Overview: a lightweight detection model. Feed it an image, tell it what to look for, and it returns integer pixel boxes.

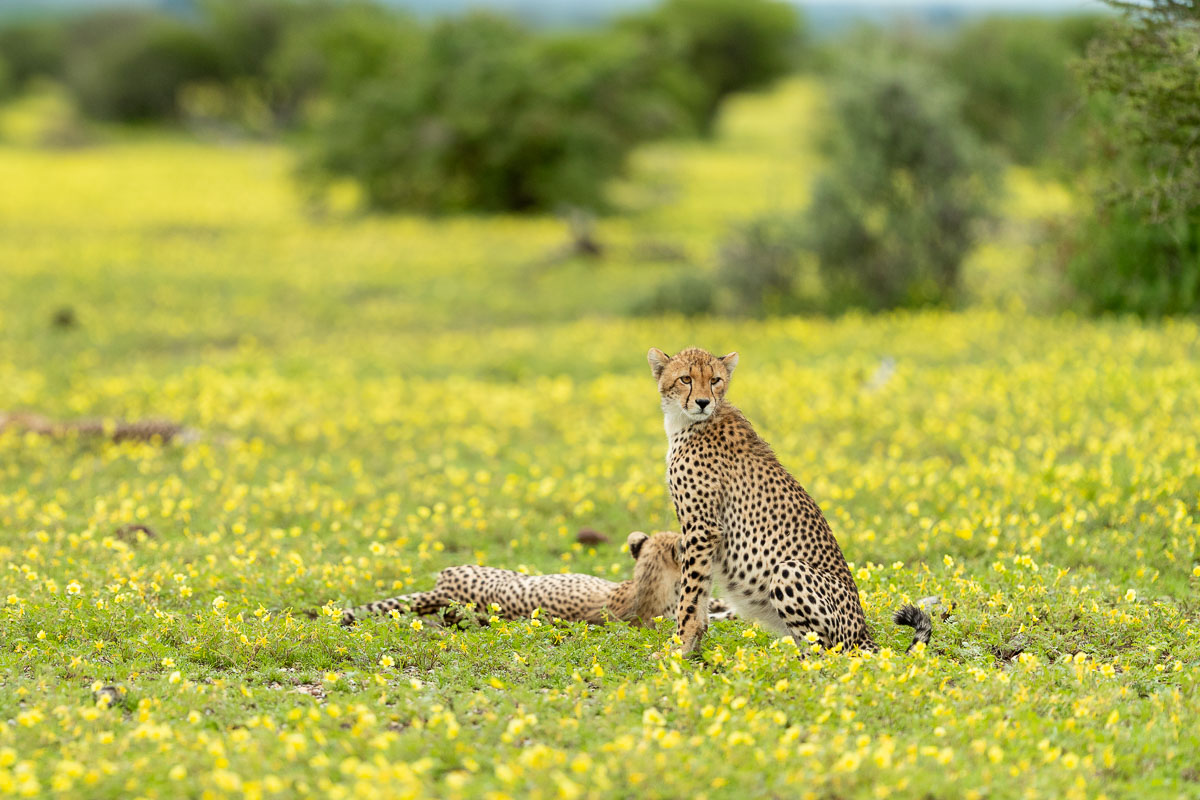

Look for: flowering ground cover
[1,80,1198,799]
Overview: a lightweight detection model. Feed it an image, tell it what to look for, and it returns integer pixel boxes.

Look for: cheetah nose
[696,399,710,410]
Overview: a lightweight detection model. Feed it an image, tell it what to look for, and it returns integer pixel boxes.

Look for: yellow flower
[378,655,395,668]
[410,619,423,631]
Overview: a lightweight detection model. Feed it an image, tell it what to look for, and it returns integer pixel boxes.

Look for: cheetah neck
[662,402,708,461]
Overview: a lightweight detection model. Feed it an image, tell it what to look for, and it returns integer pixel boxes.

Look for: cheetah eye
[711,377,722,386]
[679,376,691,385]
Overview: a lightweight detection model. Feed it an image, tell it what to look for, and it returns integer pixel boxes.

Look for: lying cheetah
[341,530,733,626]
[647,346,932,655]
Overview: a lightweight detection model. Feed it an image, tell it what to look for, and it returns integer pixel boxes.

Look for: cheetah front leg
[767,560,872,650]
[675,517,719,656]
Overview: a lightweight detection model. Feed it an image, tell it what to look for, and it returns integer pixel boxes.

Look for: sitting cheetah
[646,346,932,655]
[340,530,733,626]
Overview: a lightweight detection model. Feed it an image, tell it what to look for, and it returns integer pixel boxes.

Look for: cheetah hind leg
[767,559,871,650]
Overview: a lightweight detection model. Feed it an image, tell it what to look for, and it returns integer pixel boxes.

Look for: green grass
[1,79,1198,799]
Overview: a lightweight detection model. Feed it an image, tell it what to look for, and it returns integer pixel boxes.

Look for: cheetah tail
[892,604,933,653]
[340,590,447,626]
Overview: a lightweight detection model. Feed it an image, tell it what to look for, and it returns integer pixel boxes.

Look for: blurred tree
[65,14,228,122]
[807,52,993,311]
[202,0,298,81]
[940,15,1102,164]
[1065,0,1200,315]
[0,19,66,89]
[622,0,804,133]
[304,13,694,213]
[716,216,804,315]
[265,2,418,125]
[1082,1,1200,224]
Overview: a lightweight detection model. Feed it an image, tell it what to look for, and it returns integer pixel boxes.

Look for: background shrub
[265,3,417,126]
[715,216,804,315]
[632,274,717,317]
[0,19,66,91]
[304,13,694,213]
[63,13,228,122]
[806,51,993,311]
[939,16,1101,165]
[1065,0,1200,317]
[622,0,805,133]
[1067,210,1200,316]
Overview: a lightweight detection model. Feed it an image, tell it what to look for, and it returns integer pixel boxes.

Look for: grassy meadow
[2,79,1199,799]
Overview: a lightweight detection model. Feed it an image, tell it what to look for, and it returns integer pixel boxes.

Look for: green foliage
[305,13,694,213]
[202,0,299,81]
[1081,2,1200,224]
[0,18,66,89]
[715,216,804,315]
[1066,1,1200,317]
[633,274,716,317]
[65,16,229,122]
[264,3,417,125]
[807,52,993,311]
[1067,208,1200,316]
[622,0,804,133]
[940,15,1101,164]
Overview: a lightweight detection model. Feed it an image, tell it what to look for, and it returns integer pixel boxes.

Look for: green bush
[265,3,417,125]
[202,0,298,82]
[0,19,66,89]
[65,18,228,122]
[304,13,694,213]
[632,274,717,317]
[1065,1,1200,317]
[715,216,803,315]
[1067,210,1200,316]
[940,16,1100,165]
[622,0,804,133]
[807,53,993,311]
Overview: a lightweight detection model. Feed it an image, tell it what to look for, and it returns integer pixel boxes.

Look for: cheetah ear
[647,348,670,380]
[719,351,739,377]
[673,537,684,565]
[627,531,649,560]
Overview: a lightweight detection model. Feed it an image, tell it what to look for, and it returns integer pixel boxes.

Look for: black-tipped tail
[893,604,933,653]
[340,590,446,627]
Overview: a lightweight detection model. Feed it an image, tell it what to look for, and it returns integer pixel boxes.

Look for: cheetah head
[646,347,738,428]
[626,530,686,625]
